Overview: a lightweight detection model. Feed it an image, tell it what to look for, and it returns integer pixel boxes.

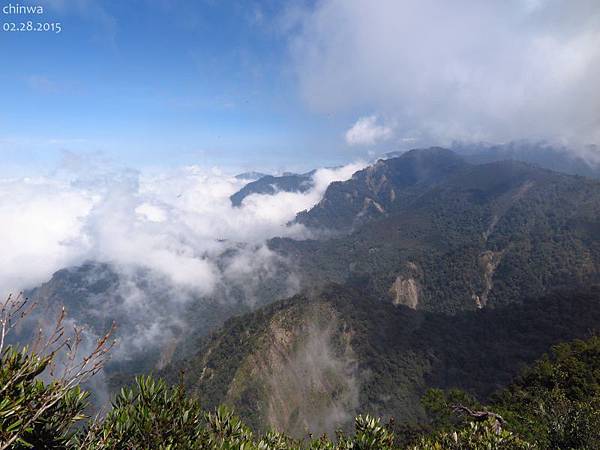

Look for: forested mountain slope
[171,284,600,436]
[23,247,297,393]
[273,155,600,312]
[21,149,600,433]
[295,148,466,231]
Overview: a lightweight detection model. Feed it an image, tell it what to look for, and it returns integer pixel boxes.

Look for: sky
[1,0,340,172]
[1,0,599,172]
[1,0,599,387]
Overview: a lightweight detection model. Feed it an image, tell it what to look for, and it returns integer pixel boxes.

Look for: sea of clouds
[0,155,366,406]
[0,156,365,298]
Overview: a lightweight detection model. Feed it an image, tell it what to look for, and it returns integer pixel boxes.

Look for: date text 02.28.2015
[3,21,62,33]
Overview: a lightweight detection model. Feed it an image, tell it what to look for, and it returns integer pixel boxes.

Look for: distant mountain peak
[230,172,315,207]
[294,148,468,231]
[235,171,269,181]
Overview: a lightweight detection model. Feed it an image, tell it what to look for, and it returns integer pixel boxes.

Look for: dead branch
[451,404,506,434]
[0,294,115,450]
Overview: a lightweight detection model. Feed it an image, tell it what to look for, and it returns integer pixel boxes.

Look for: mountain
[234,171,269,181]
[295,148,466,231]
[230,171,316,207]
[24,262,213,384]
[386,142,600,179]
[24,244,298,393]
[170,283,600,436]
[275,155,600,313]
[454,142,600,179]
[21,147,600,435]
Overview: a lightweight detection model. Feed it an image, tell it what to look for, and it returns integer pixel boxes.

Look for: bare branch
[451,404,506,434]
[0,294,115,450]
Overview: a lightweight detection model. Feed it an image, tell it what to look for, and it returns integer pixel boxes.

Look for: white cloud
[289,0,600,150]
[0,159,366,297]
[0,157,366,375]
[312,163,364,192]
[135,203,167,222]
[345,116,393,146]
[0,177,94,295]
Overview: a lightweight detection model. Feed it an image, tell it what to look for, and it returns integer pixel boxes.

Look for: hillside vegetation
[3,291,600,449]
[8,148,600,447]
[274,151,600,313]
[170,284,600,435]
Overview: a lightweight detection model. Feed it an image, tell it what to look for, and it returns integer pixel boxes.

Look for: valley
[19,147,600,437]
[5,3,600,445]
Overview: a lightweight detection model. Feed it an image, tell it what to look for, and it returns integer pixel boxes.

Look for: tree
[0,294,113,449]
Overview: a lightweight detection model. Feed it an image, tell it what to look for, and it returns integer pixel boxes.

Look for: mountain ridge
[271,155,600,313]
[295,148,467,232]
[230,171,315,207]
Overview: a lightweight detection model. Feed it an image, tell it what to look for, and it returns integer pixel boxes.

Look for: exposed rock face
[357,197,386,219]
[474,250,503,308]
[225,303,359,437]
[389,276,419,309]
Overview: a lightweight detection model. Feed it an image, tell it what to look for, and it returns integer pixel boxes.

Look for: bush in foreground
[3,294,600,449]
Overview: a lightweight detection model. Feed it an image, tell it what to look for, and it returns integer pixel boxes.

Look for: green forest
[3,291,600,449]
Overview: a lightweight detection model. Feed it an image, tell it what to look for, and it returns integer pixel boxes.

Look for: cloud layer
[0,159,365,297]
[345,116,393,146]
[290,0,600,151]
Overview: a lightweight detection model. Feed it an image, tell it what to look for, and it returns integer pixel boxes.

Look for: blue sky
[0,0,353,172]
[2,0,599,172]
